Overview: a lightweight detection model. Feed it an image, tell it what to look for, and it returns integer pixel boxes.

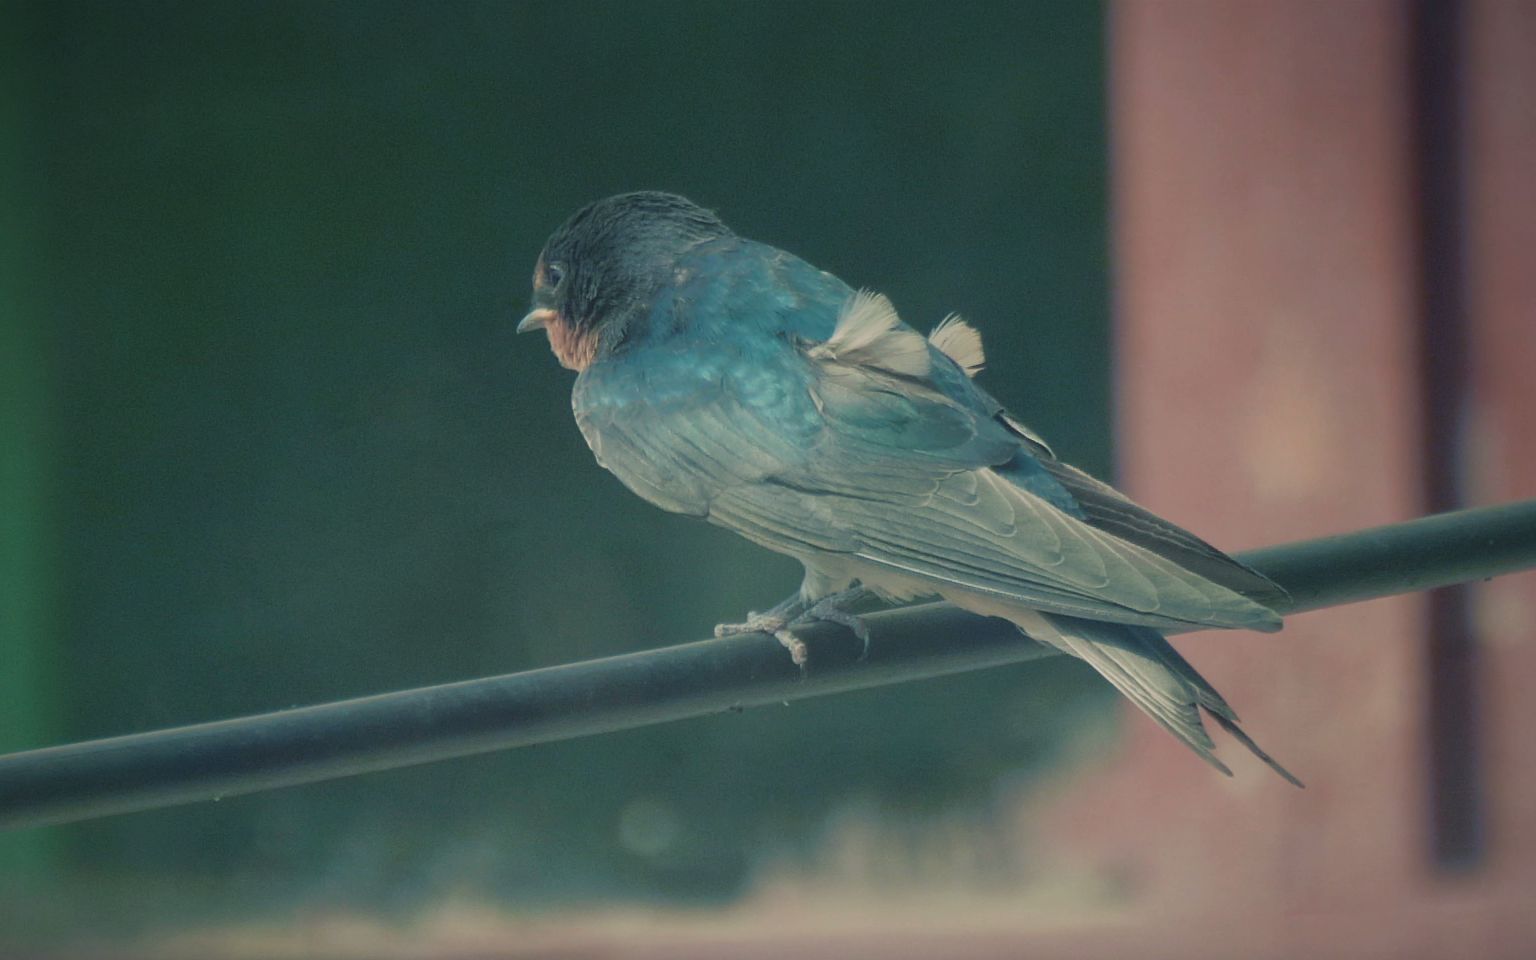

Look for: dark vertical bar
[1410,0,1482,872]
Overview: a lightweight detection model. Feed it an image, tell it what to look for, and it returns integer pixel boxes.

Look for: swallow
[520,191,1300,785]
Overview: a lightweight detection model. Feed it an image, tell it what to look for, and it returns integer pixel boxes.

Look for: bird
[518,191,1301,786]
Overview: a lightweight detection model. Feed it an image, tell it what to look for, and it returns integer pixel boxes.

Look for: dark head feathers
[536,193,732,338]
[544,192,731,260]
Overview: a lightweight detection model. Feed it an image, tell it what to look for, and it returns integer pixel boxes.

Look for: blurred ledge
[1,498,1534,832]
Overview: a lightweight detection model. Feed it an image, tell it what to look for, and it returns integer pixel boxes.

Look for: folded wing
[575,292,1282,634]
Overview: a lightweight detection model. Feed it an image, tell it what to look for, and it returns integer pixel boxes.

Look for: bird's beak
[518,308,557,334]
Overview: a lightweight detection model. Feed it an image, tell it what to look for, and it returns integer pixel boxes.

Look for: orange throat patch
[545,316,600,371]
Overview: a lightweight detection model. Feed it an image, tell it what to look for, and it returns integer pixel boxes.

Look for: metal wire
[2,499,1534,831]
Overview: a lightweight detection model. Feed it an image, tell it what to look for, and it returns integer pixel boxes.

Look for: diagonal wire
[1,499,1534,831]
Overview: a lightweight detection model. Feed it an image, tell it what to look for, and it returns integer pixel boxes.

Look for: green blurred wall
[6,0,1109,937]
[0,0,61,885]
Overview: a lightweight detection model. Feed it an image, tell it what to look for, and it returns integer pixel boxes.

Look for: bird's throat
[545,316,600,371]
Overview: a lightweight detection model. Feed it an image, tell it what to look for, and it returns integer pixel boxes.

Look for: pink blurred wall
[1036,2,1536,957]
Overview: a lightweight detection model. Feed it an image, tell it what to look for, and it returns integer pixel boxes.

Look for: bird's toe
[713,611,790,639]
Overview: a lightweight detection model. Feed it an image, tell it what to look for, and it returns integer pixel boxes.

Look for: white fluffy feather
[809,290,931,377]
[928,314,985,376]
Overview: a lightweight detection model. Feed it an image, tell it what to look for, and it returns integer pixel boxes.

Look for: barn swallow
[520,191,1299,785]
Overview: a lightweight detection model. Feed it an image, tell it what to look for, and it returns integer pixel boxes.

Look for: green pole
[0,0,62,874]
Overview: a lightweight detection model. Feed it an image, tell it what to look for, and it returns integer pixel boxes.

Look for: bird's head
[519,192,732,370]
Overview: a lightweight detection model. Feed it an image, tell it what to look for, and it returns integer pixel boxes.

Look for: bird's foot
[796,591,873,661]
[713,587,873,671]
[713,596,805,640]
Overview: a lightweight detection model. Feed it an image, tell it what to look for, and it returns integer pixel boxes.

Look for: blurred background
[1,0,1532,957]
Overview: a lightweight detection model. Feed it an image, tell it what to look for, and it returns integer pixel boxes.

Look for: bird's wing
[966,376,1286,608]
[575,299,1279,633]
[1028,455,1289,609]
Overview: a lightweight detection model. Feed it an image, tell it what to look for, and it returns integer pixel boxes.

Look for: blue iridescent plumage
[521,192,1299,785]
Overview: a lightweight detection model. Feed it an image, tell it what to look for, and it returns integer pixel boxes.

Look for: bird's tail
[1010,608,1303,787]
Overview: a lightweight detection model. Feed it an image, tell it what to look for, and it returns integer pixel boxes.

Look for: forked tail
[1011,609,1303,787]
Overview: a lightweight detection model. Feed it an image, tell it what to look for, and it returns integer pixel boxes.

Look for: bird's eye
[544,263,566,288]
